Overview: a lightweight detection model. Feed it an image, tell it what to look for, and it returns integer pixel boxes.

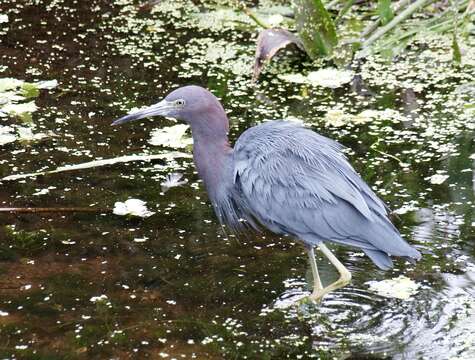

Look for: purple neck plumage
[189,101,232,198]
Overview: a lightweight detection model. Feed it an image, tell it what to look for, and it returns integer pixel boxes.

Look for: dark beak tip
[111,117,128,126]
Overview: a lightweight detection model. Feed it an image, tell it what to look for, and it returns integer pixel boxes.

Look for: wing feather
[233,121,420,266]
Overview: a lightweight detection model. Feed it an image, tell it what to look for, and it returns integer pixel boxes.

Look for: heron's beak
[111,100,176,126]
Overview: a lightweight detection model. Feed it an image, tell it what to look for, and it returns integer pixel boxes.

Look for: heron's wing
[233,121,420,264]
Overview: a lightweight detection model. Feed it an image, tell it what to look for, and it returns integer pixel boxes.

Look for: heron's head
[112,85,228,132]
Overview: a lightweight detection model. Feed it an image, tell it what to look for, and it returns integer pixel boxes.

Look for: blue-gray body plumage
[211,120,420,270]
[112,85,421,277]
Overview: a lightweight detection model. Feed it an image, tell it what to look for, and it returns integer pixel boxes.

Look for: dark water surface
[0,0,474,359]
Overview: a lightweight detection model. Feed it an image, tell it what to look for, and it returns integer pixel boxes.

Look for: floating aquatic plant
[0,76,57,126]
[367,276,420,300]
[278,68,354,88]
[148,124,193,148]
[113,199,155,218]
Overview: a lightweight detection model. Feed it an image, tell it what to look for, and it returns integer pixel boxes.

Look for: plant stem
[361,0,417,40]
[326,0,341,9]
[237,2,270,29]
[371,0,470,51]
[358,0,435,56]
[335,0,355,24]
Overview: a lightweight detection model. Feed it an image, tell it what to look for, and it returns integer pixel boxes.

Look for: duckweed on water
[0,0,474,358]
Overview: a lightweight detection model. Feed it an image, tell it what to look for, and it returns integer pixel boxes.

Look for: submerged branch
[1,152,191,182]
[0,207,108,213]
[370,141,404,165]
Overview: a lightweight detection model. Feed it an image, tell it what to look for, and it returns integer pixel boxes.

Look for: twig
[0,207,108,213]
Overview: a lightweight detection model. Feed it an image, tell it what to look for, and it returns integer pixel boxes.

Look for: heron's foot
[304,270,352,304]
[297,294,322,306]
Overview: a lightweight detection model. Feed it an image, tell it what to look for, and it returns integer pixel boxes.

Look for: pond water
[0,0,474,359]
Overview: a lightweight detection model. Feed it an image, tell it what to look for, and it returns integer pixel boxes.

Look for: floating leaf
[0,91,25,106]
[90,295,108,303]
[148,124,192,148]
[324,109,358,127]
[307,68,354,88]
[428,174,449,185]
[324,108,382,127]
[16,127,52,142]
[36,79,58,89]
[367,276,419,300]
[0,125,16,145]
[253,28,305,81]
[278,73,308,84]
[0,77,57,120]
[0,124,54,146]
[1,101,38,116]
[294,0,338,58]
[279,68,354,88]
[0,77,23,92]
[113,199,155,218]
[21,83,40,98]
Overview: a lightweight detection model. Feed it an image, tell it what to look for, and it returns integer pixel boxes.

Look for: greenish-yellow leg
[307,243,352,302]
[307,247,323,295]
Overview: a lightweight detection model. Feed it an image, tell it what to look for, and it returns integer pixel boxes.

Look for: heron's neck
[190,113,233,197]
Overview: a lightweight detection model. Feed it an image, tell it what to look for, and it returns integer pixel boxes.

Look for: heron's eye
[175,99,186,107]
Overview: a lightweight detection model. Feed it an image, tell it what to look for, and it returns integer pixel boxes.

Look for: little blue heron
[112,85,421,302]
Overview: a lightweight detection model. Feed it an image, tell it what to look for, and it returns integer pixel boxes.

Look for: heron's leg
[309,243,352,302]
[306,246,323,294]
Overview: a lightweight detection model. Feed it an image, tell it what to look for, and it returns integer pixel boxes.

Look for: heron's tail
[363,249,393,270]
